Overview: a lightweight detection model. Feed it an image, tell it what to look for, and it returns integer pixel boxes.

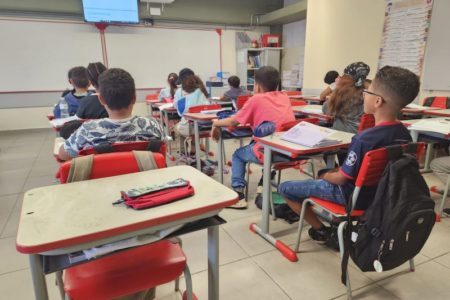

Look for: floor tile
[332,283,400,300]
[22,175,57,192]
[1,195,22,238]
[420,221,450,258]
[378,260,450,299]
[178,227,249,274]
[253,241,373,300]
[0,236,29,275]
[433,252,450,269]
[0,194,18,233]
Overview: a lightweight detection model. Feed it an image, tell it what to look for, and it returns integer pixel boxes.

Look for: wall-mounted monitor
[82,0,139,24]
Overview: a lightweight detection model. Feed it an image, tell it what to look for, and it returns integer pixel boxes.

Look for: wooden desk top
[254,130,354,158]
[183,112,218,121]
[16,166,237,254]
[423,109,450,117]
[145,99,159,104]
[289,95,324,102]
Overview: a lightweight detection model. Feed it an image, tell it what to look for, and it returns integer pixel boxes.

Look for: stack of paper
[49,115,78,127]
[409,119,450,135]
[281,121,341,147]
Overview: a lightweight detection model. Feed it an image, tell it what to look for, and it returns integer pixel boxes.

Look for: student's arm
[322,169,348,186]
[320,87,332,101]
[211,116,239,141]
[58,145,72,161]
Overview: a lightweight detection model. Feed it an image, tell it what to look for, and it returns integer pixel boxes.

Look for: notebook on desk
[281,121,341,147]
[409,118,450,135]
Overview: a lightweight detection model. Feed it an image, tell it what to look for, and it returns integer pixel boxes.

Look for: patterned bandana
[344,62,370,87]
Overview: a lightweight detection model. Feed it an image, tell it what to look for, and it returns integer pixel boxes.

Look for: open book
[281,121,341,147]
[409,118,450,135]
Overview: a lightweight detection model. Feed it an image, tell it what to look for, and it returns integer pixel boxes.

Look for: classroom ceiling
[0,0,288,26]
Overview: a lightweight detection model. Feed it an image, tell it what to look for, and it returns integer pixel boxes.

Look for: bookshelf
[236,47,282,91]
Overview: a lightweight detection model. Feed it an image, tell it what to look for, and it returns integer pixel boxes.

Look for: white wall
[302,0,385,94]
[0,23,268,131]
[282,19,306,87]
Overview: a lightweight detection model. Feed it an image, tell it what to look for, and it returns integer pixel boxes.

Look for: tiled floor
[1,129,450,300]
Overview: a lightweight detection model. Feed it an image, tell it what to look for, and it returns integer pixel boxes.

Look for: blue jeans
[278,179,347,205]
[231,144,260,189]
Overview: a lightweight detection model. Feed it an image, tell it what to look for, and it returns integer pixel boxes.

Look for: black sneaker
[308,226,331,242]
[324,226,340,251]
[443,208,450,215]
[227,187,247,209]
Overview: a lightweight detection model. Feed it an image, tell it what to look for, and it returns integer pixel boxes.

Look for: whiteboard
[0,19,103,91]
[422,0,450,91]
[105,25,221,88]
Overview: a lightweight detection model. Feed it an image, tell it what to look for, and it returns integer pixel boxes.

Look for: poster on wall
[378,0,433,75]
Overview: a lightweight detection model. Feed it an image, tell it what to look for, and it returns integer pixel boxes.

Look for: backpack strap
[67,154,94,183]
[93,142,115,154]
[145,140,163,153]
[132,151,157,171]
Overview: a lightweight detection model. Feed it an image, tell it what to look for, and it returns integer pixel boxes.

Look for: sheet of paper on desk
[281,121,341,147]
[409,119,450,135]
[49,115,78,127]
[159,103,174,110]
[405,103,439,110]
[82,224,183,260]
[301,107,323,114]
[200,108,230,114]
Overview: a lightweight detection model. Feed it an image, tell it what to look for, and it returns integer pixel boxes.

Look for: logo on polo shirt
[346,151,357,166]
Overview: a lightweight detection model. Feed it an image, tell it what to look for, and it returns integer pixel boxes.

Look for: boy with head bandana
[279,66,420,245]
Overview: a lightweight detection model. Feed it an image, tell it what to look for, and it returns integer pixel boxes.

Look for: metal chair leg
[295,199,312,251]
[270,189,277,221]
[409,258,415,272]
[245,163,250,201]
[183,265,194,300]
[55,270,65,300]
[338,221,352,299]
[438,175,450,219]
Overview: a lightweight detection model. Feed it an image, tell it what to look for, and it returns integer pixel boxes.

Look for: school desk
[289,95,325,104]
[251,130,354,262]
[16,165,237,300]
[153,103,179,152]
[183,112,217,170]
[146,98,159,116]
[423,109,450,118]
[209,97,234,109]
[292,104,333,123]
[402,118,450,172]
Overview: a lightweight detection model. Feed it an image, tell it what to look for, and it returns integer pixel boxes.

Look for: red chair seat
[309,197,365,217]
[64,240,186,300]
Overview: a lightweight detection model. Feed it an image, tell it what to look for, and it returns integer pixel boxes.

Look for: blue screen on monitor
[82,0,139,24]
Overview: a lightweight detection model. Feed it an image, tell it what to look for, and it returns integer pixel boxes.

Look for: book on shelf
[247,55,261,69]
[281,121,341,147]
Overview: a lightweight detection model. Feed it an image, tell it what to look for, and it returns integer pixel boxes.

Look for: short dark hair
[228,76,240,88]
[255,66,280,92]
[68,66,89,88]
[373,66,420,108]
[98,68,136,110]
[324,70,339,84]
[87,62,107,88]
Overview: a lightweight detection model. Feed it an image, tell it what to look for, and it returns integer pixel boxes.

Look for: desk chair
[236,95,250,110]
[294,143,424,299]
[283,90,302,96]
[290,99,307,107]
[146,94,160,117]
[422,96,450,109]
[357,114,375,132]
[57,152,196,300]
[78,140,167,157]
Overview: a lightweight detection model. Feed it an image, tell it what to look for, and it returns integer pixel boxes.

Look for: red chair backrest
[290,100,307,106]
[280,118,320,131]
[59,152,166,184]
[283,91,302,96]
[236,95,251,110]
[146,94,158,101]
[422,96,450,109]
[78,141,167,157]
[355,143,424,187]
[358,114,375,133]
[187,104,221,113]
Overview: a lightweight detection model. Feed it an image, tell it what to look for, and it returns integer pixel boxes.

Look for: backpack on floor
[341,144,435,283]
[255,192,299,224]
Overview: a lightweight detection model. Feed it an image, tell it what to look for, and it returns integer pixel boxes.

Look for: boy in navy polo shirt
[278,66,420,243]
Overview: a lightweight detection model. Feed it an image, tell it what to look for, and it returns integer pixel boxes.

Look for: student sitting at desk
[221,75,248,108]
[319,70,339,101]
[53,66,90,118]
[58,68,164,161]
[158,72,178,102]
[174,68,209,137]
[279,66,419,245]
[322,62,370,134]
[76,62,109,119]
[211,66,295,209]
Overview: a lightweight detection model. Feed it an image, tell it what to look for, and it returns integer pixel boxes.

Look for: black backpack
[341,144,435,284]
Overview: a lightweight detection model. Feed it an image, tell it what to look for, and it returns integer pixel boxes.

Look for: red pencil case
[118,183,195,210]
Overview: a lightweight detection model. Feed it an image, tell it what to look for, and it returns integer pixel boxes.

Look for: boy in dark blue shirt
[278,66,420,243]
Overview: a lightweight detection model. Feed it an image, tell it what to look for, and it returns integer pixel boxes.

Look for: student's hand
[211,124,220,142]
